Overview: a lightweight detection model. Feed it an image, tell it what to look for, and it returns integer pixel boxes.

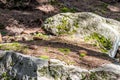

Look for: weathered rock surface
[43,12,120,58]
[0,51,120,80]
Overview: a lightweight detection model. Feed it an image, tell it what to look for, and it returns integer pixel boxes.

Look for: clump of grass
[58,48,70,55]
[0,42,28,53]
[60,7,76,13]
[85,32,112,52]
[79,50,87,58]
[34,33,48,39]
[39,55,50,60]
[79,53,86,58]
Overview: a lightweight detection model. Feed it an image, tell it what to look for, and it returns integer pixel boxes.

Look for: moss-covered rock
[43,12,120,57]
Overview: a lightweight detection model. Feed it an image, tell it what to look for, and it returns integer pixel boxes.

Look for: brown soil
[0,0,119,69]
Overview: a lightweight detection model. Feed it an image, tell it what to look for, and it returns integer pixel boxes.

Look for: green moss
[0,42,29,53]
[60,7,76,13]
[39,55,50,60]
[56,17,77,35]
[79,53,86,58]
[57,17,69,34]
[46,18,53,23]
[2,72,7,78]
[85,33,112,52]
[58,48,70,55]
[34,33,48,39]
[74,21,79,28]
[2,72,11,80]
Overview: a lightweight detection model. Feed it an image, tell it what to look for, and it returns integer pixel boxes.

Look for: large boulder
[0,51,120,80]
[43,12,120,58]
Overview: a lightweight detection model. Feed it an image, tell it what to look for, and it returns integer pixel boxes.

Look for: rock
[0,51,120,80]
[107,5,120,12]
[43,12,120,58]
[33,36,43,40]
[0,51,48,80]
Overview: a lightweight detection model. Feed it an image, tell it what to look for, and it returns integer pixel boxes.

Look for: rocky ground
[0,0,120,69]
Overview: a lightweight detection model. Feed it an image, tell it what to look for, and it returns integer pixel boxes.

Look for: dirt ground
[0,0,120,69]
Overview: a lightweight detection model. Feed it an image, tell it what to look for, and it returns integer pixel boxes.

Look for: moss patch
[60,7,76,13]
[79,53,86,58]
[33,33,48,40]
[56,17,77,35]
[39,55,50,60]
[0,42,29,53]
[58,48,71,55]
[85,33,112,52]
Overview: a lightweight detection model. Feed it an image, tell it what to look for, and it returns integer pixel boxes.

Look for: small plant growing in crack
[78,50,87,58]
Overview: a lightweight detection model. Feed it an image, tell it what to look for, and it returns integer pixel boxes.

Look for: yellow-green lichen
[79,53,86,58]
